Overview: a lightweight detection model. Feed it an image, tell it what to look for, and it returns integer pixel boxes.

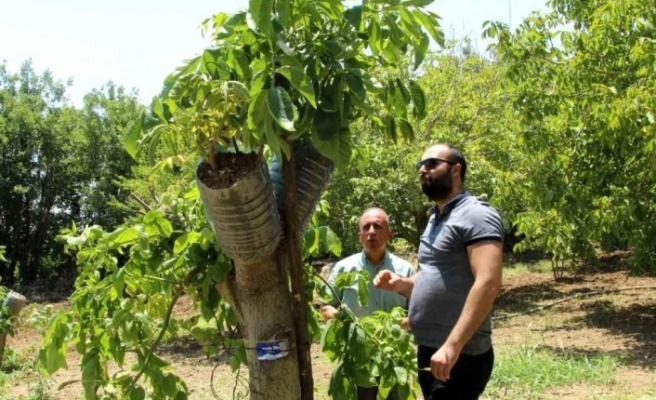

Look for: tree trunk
[282,150,314,400]
[216,254,301,400]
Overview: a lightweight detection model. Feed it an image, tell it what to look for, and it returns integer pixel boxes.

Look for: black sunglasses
[416,157,455,171]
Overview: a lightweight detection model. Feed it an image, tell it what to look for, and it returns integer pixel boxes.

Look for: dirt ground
[4,254,656,399]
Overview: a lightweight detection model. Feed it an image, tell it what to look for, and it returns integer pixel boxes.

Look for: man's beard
[421,171,453,201]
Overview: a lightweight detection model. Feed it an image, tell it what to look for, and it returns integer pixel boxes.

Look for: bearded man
[374,144,504,400]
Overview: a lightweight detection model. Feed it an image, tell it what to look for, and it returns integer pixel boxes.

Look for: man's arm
[320,264,344,321]
[429,241,503,381]
[373,270,417,298]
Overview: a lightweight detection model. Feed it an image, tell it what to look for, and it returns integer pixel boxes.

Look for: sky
[0,0,547,106]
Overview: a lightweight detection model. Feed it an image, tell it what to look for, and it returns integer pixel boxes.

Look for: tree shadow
[562,300,656,369]
[576,251,656,277]
[495,282,564,316]
[159,334,236,366]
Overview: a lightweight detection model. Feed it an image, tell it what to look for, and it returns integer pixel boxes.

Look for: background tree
[0,62,141,286]
[485,0,656,273]
[322,43,523,253]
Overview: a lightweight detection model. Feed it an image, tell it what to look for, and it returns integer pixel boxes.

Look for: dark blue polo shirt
[409,192,504,355]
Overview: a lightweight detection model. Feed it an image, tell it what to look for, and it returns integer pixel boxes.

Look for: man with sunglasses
[321,207,414,400]
[374,144,504,400]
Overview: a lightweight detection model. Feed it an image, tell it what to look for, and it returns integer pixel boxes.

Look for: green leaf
[226,49,251,80]
[278,55,317,107]
[402,0,434,6]
[414,31,430,70]
[162,374,178,397]
[129,386,146,400]
[276,0,292,27]
[413,10,445,46]
[384,114,397,143]
[123,113,143,159]
[345,72,366,100]
[174,232,201,254]
[104,227,139,246]
[357,273,369,307]
[344,5,363,29]
[312,125,352,169]
[313,108,341,140]
[250,58,269,96]
[397,118,414,141]
[81,351,102,399]
[368,20,382,57]
[320,319,340,361]
[409,80,427,119]
[267,87,296,131]
[319,226,342,256]
[230,354,241,372]
[249,0,274,37]
[303,227,320,258]
[150,216,173,238]
[394,366,408,384]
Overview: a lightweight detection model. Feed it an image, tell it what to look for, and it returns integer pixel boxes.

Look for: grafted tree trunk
[217,254,301,400]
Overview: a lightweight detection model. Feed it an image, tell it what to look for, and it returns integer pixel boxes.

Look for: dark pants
[417,345,494,400]
[356,385,400,400]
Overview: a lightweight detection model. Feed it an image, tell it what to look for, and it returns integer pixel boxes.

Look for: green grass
[0,346,54,400]
[504,259,554,277]
[485,345,619,399]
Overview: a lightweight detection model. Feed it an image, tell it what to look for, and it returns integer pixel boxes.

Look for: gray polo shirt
[327,252,415,318]
[409,192,503,355]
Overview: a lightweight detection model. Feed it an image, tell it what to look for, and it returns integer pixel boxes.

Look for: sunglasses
[415,158,455,171]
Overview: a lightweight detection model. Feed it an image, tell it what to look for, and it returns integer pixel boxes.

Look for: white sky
[0,0,547,106]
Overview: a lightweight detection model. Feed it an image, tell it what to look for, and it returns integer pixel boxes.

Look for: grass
[485,344,619,399]
[504,259,554,277]
[0,346,54,400]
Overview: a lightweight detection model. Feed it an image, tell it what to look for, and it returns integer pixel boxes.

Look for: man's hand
[374,270,415,297]
[320,305,338,321]
[373,270,400,291]
[430,342,461,382]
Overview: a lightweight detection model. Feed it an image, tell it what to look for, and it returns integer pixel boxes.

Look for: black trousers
[417,345,494,400]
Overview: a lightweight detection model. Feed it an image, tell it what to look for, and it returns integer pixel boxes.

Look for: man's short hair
[445,144,467,182]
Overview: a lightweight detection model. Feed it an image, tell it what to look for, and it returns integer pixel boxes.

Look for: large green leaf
[247,90,269,136]
[397,118,414,141]
[123,113,143,158]
[345,71,366,100]
[276,0,292,27]
[250,58,269,96]
[81,350,101,399]
[173,232,201,254]
[278,55,317,107]
[311,125,352,169]
[409,80,427,119]
[384,114,397,142]
[267,87,296,131]
[344,5,363,29]
[313,108,342,140]
[249,0,273,37]
[414,31,430,70]
[319,226,342,256]
[412,10,445,46]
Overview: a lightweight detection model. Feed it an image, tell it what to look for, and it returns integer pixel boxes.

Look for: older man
[321,207,414,400]
[375,144,504,400]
